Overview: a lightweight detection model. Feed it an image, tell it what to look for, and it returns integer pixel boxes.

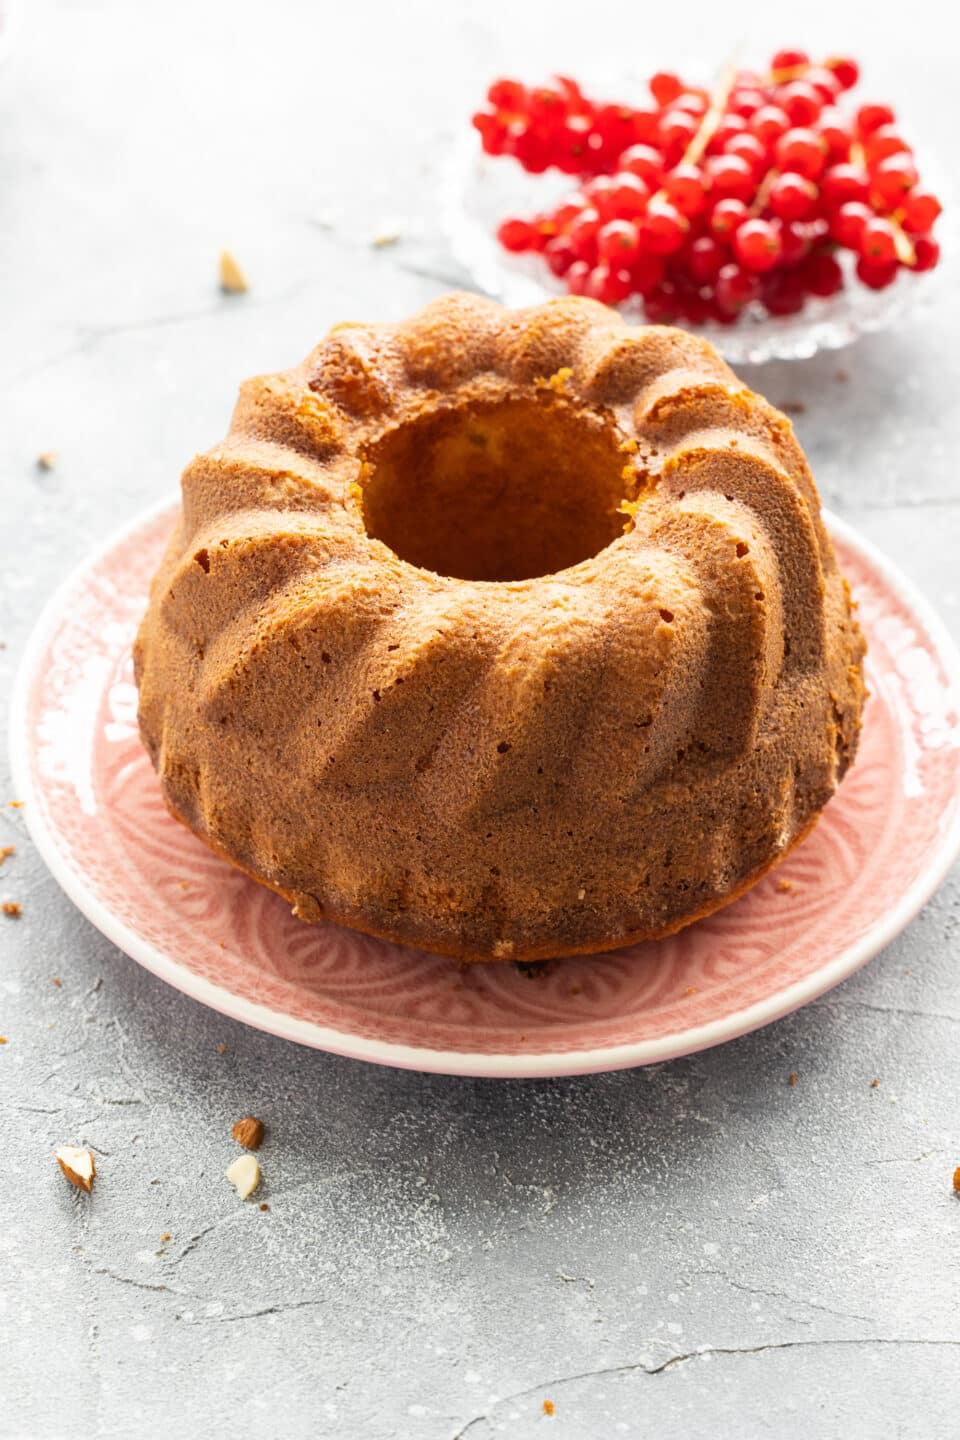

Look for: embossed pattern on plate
[11,500,960,1075]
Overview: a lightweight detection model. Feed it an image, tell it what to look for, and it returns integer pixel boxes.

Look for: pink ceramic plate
[10,500,960,1077]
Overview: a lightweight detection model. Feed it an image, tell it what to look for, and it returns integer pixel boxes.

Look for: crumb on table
[2,902,21,918]
[789,1072,798,1087]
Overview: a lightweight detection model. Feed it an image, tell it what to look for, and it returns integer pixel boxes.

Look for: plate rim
[10,497,960,1078]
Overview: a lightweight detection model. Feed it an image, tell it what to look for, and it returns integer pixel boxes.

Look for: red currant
[641,198,689,254]
[820,163,870,208]
[650,72,684,107]
[663,162,709,216]
[871,153,919,208]
[750,105,791,147]
[711,114,749,150]
[472,111,509,156]
[643,283,681,324]
[630,250,667,296]
[497,217,536,252]
[709,197,750,240]
[902,191,942,234]
[715,263,760,314]
[529,86,569,122]
[816,107,854,160]
[658,107,700,156]
[855,257,898,289]
[803,67,842,103]
[863,125,911,169]
[801,251,844,296]
[585,263,633,304]
[620,144,664,188]
[607,172,652,217]
[597,219,642,263]
[856,102,896,135]
[825,56,860,91]
[567,206,602,258]
[487,78,527,112]
[566,260,591,295]
[724,132,768,175]
[831,201,873,249]
[707,153,756,201]
[585,175,621,221]
[545,236,577,277]
[912,235,941,271]
[771,48,810,73]
[777,81,824,127]
[672,91,708,117]
[769,172,819,221]
[859,217,898,265]
[762,270,807,315]
[734,218,784,272]
[685,235,725,283]
[511,125,551,174]
[729,88,767,119]
[775,127,827,179]
[775,219,811,267]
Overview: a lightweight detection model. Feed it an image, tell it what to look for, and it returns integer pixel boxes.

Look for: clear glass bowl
[442,135,947,366]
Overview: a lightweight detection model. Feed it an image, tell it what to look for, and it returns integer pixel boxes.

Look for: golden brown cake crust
[134,295,866,962]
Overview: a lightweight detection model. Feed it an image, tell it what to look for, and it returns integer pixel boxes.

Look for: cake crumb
[543,1399,555,1416]
[0,1037,7,1045]
[685,986,698,996]
[953,1166,960,1193]
[0,846,15,865]
[52,977,62,988]
[2,902,21,918]
[370,228,402,248]
[577,887,586,900]
[36,450,58,470]
[8,801,23,808]
[538,367,573,394]
[160,1232,171,1243]
[788,1071,798,1086]
[777,878,794,893]
[871,1078,879,1088]
[219,248,249,294]
[834,368,849,383]
[259,1202,270,1212]
[217,1042,227,1054]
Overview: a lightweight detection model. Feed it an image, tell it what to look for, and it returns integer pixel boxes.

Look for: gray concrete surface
[2,2,959,1436]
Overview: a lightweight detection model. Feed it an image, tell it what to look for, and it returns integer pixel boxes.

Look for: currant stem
[682,63,738,167]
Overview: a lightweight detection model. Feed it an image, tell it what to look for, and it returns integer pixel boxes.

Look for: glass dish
[442,136,946,366]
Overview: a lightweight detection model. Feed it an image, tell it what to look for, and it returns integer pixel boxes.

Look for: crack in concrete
[181,1297,327,1325]
[448,1339,960,1438]
[696,1269,873,1324]
[91,1265,185,1297]
[811,998,960,1024]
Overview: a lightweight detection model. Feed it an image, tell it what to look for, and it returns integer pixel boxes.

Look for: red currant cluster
[472,50,942,324]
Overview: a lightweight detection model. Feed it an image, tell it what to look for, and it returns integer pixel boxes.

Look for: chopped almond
[226,1153,261,1200]
[219,249,249,294]
[56,1146,96,1192]
[231,1116,265,1150]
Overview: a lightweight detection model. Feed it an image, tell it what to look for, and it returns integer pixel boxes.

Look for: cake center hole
[361,397,631,582]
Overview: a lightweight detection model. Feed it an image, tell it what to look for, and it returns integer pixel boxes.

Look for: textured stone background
[2,3,959,1436]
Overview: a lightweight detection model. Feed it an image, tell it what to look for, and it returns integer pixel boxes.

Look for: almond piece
[231,1116,264,1150]
[226,1153,261,1200]
[219,249,249,294]
[56,1146,96,1192]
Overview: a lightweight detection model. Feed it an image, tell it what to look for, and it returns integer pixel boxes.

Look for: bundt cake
[135,293,866,962]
